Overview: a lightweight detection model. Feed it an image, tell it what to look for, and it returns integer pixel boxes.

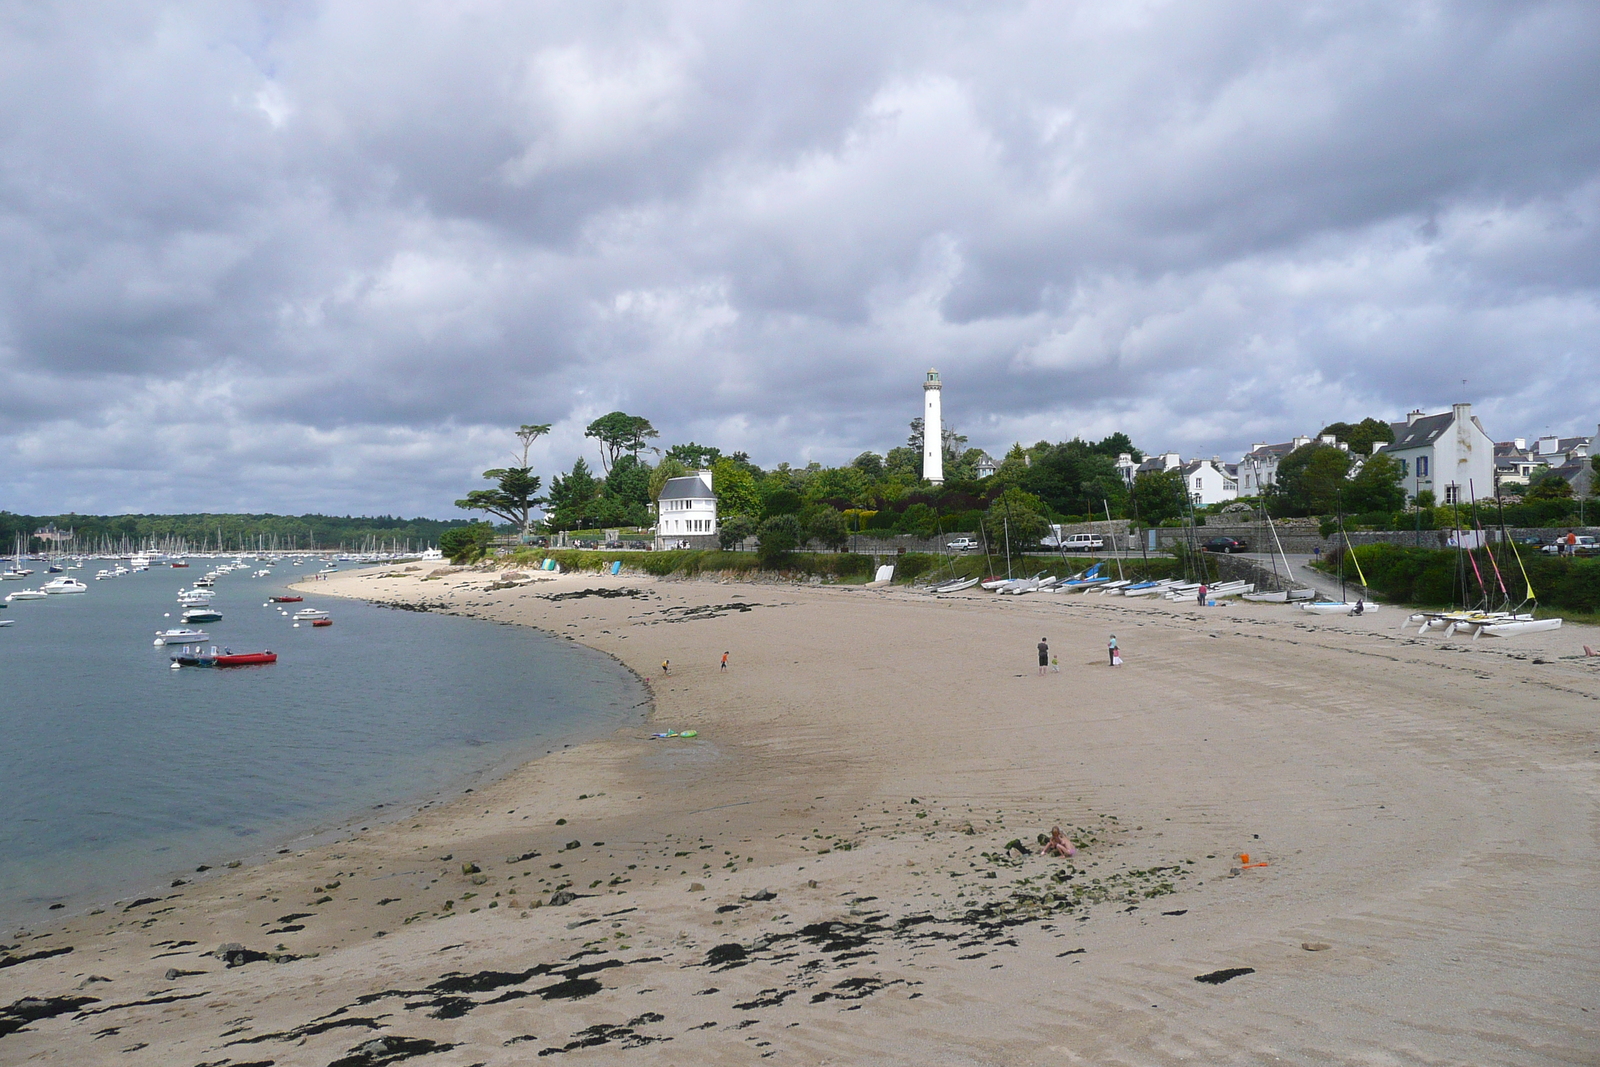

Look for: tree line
[0,511,473,554]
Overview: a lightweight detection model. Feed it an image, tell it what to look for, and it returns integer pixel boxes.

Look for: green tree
[895,502,939,537]
[1271,444,1353,516]
[454,423,550,533]
[883,446,921,480]
[851,452,885,479]
[544,458,600,531]
[665,442,722,469]
[1318,417,1395,455]
[717,513,757,550]
[438,521,496,563]
[595,453,652,527]
[1132,469,1187,525]
[756,513,806,565]
[711,457,761,520]
[455,467,543,532]
[1345,452,1406,513]
[762,487,803,518]
[584,411,659,472]
[1526,468,1574,501]
[804,465,867,506]
[804,505,849,551]
[984,487,1046,555]
[648,457,691,503]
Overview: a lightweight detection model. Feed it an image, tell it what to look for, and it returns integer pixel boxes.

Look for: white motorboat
[292,608,330,621]
[177,588,215,604]
[0,618,13,627]
[1,568,29,580]
[5,588,48,602]
[181,606,223,624]
[42,577,88,594]
[154,628,212,646]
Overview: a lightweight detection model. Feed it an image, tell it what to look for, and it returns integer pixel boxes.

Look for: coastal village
[4,7,1600,1067]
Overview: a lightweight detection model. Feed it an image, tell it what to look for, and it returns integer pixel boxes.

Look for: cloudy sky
[3,1,1598,517]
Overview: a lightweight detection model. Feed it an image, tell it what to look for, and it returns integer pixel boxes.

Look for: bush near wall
[506,546,1182,585]
[510,548,876,580]
[1336,543,1600,612]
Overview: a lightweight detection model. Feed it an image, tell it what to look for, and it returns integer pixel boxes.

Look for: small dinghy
[311,618,333,627]
[270,595,304,603]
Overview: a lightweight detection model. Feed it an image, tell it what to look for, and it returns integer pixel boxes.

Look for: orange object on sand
[1236,851,1269,869]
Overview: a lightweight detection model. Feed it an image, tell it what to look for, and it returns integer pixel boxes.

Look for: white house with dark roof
[1180,458,1239,507]
[655,470,718,549]
[1238,436,1313,495]
[1375,403,1495,506]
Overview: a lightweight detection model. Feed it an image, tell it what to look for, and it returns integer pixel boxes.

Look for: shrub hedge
[1337,543,1600,612]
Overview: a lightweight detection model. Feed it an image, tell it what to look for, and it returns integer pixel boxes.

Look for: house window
[1397,458,1408,476]
[1416,456,1429,477]
[1193,477,1203,489]
[1444,485,1460,504]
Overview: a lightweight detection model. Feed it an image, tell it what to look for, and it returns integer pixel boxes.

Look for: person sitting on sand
[1037,638,1049,676]
[1351,599,1365,616]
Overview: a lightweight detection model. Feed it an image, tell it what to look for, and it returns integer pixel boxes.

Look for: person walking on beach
[1108,634,1119,666]
[1050,653,1060,674]
[720,651,729,672]
[1037,638,1049,676]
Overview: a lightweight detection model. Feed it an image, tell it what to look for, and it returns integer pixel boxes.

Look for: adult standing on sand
[1037,638,1049,676]
[1197,583,1208,606]
[1108,634,1118,666]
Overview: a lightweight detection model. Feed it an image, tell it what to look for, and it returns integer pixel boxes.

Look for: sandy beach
[4,565,1598,1065]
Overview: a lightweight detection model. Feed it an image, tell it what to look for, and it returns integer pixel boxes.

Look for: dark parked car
[1202,536,1248,553]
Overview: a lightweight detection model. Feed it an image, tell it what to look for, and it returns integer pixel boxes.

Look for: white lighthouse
[922,368,943,485]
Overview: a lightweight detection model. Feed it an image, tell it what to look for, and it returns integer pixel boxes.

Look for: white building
[923,369,944,485]
[655,470,718,548]
[1376,403,1495,506]
[1179,458,1240,507]
[1238,436,1313,494]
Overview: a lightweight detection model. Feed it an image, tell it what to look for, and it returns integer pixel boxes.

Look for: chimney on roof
[1407,409,1424,425]
[1514,438,1526,451]
[1452,402,1470,425]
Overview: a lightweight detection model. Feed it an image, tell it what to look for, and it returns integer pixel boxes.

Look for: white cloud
[2,1,1599,514]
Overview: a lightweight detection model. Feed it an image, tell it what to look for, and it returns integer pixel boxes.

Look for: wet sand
[4,565,1598,1065]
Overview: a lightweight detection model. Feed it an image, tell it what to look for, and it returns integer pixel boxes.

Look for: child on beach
[1108,634,1119,666]
[661,658,670,676]
[720,651,729,672]
[1037,638,1049,676]
[1050,653,1060,674]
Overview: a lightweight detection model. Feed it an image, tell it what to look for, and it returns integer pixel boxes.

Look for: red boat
[311,618,332,627]
[270,595,303,603]
[171,649,278,668]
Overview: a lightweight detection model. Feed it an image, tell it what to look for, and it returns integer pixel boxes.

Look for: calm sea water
[0,561,644,930]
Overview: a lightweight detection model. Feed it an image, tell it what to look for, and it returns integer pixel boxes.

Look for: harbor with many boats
[0,552,644,929]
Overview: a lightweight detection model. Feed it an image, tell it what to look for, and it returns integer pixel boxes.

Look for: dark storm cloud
[2,1,1598,514]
